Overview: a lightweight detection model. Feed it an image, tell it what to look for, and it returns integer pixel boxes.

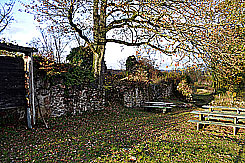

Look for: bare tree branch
[0,0,15,34]
[68,2,90,44]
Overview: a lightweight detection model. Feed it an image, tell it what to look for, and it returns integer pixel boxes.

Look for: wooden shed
[0,42,37,129]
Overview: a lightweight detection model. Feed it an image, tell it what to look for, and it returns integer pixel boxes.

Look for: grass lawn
[1,105,244,162]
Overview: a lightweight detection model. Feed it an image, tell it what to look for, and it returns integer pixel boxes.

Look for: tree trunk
[92,44,105,88]
[92,0,107,88]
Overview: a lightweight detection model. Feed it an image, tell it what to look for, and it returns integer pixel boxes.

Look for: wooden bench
[202,105,245,114]
[143,102,173,113]
[189,106,245,135]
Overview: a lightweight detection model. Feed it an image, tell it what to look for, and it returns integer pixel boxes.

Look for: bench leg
[233,127,239,135]
[233,117,238,135]
[197,114,204,130]
[197,123,204,130]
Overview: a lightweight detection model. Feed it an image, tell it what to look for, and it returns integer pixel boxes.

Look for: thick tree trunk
[92,0,107,88]
[92,44,105,88]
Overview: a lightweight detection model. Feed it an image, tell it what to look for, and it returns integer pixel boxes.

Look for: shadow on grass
[192,93,215,107]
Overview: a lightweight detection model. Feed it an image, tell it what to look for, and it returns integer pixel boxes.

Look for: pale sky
[0,0,175,70]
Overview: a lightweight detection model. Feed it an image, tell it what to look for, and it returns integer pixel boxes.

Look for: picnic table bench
[189,105,245,135]
[143,102,174,113]
[202,105,245,113]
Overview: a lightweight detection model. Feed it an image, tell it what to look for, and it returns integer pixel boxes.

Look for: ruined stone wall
[123,82,174,108]
[35,77,105,118]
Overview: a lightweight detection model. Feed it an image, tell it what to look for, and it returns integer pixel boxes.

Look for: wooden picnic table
[144,101,174,105]
[143,106,172,109]
[189,105,245,135]
[143,102,174,113]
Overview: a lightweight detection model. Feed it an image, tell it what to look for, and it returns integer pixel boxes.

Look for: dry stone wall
[35,77,105,118]
[106,80,174,108]
[123,82,174,108]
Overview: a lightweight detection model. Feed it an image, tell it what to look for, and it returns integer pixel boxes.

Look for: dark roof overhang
[0,42,38,56]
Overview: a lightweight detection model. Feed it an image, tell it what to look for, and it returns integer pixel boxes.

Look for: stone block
[44,96,50,105]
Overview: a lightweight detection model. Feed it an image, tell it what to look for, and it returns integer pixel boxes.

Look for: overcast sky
[0,0,174,70]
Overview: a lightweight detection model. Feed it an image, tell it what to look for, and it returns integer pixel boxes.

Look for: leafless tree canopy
[26,1,208,77]
[29,27,69,63]
[0,0,15,34]
[25,0,244,89]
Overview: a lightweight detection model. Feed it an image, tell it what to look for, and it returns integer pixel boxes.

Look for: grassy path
[1,105,244,162]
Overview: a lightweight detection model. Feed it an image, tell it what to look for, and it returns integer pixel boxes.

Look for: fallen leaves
[0,106,244,162]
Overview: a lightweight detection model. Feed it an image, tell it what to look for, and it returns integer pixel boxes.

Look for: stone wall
[35,77,175,118]
[35,77,105,118]
[106,80,174,108]
[123,82,174,108]
[123,86,148,108]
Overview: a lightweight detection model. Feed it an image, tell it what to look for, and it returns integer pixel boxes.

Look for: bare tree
[25,0,209,86]
[29,26,69,63]
[0,0,14,34]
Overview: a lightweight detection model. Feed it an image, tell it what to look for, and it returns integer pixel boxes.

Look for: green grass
[0,105,244,162]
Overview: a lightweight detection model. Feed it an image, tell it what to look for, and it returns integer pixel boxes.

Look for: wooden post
[27,107,32,129]
[30,53,35,126]
[27,54,35,128]
[26,57,32,129]
[25,53,36,129]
